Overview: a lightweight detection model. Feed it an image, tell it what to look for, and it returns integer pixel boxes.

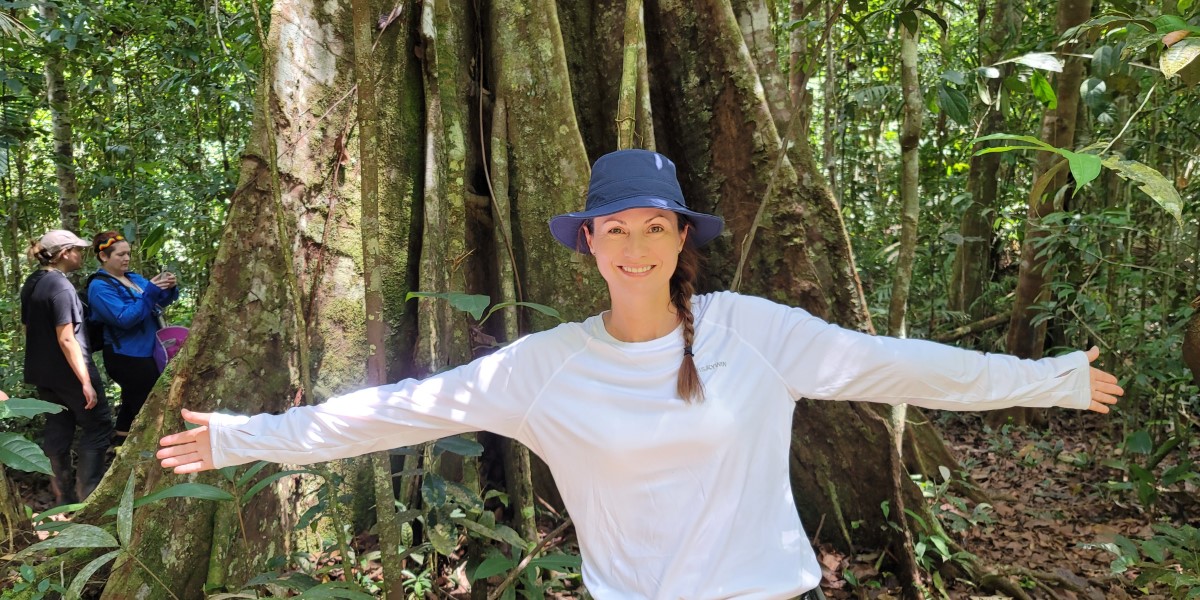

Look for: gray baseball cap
[39,229,90,254]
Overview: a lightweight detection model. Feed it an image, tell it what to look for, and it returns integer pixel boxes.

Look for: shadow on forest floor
[816,411,1200,599]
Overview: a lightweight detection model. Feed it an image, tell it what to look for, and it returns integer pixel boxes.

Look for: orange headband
[97,235,125,252]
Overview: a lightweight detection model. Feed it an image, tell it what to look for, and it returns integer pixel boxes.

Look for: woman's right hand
[157,409,215,473]
[151,272,177,290]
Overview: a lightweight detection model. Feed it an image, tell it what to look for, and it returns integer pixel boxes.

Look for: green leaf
[66,550,120,599]
[406,291,491,320]
[972,145,1050,156]
[422,473,448,508]
[936,82,970,126]
[1161,38,1200,78]
[940,70,965,85]
[898,10,918,35]
[527,553,583,572]
[427,521,456,555]
[482,301,563,324]
[20,524,119,555]
[1101,156,1184,224]
[433,435,484,458]
[118,472,135,547]
[472,554,515,581]
[1030,71,1057,109]
[972,133,1053,150]
[0,432,51,475]
[456,517,528,549]
[997,52,1064,72]
[1092,45,1118,78]
[235,460,270,488]
[241,469,310,504]
[975,77,993,106]
[1124,430,1153,455]
[916,7,947,34]
[1153,15,1200,34]
[1061,150,1102,189]
[295,582,377,599]
[0,398,66,420]
[106,483,234,514]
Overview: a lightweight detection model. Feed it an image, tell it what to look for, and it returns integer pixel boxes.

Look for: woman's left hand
[1085,346,1123,414]
[152,272,178,290]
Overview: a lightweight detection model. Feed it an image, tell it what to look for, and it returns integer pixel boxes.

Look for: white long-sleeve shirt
[208,291,1091,599]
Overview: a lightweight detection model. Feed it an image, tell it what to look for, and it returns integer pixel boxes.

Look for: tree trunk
[997,0,1091,427]
[38,1,80,230]
[949,0,1021,321]
[888,18,922,338]
[14,0,976,595]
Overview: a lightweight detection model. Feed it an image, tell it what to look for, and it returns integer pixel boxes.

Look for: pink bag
[154,326,190,372]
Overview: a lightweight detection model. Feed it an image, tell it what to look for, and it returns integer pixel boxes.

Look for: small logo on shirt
[698,361,727,373]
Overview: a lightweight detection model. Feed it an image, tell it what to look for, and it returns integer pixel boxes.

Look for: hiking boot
[48,452,78,506]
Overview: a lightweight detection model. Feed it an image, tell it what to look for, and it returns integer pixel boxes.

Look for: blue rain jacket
[87,269,179,358]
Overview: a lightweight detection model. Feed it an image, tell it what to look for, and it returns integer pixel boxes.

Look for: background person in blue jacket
[88,230,179,445]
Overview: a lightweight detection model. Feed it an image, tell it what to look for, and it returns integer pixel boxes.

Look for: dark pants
[103,349,161,434]
[38,362,113,454]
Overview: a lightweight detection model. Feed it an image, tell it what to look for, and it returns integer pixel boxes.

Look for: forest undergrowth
[6,411,1197,599]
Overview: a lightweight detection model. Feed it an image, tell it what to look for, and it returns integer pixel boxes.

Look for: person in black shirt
[20,229,113,505]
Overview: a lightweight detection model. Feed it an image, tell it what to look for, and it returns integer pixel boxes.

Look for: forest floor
[7,411,1197,599]
[817,411,1200,600]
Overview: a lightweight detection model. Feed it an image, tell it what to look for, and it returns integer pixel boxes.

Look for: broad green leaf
[1061,150,1102,189]
[117,472,135,547]
[997,52,1064,73]
[104,483,233,515]
[482,301,563,323]
[528,553,583,572]
[444,481,484,510]
[241,469,310,504]
[1091,45,1118,77]
[0,432,51,475]
[472,554,515,581]
[940,70,965,85]
[1124,430,1153,455]
[1153,15,1200,34]
[1101,156,1183,224]
[1030,71,1057,109]
[406,291,491,320]
[20,524,119,555]
[1161,38,1200,78]
[421,473,447,508]
[433,435,484,458]
[0,398,66,420]
[455,517,527,549]
[427,521,455,555]
[972,133,1053,149]
[66,550,120,599]
[936,83,970,126]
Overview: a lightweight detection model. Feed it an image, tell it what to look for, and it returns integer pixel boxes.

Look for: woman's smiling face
[585,207,688,296]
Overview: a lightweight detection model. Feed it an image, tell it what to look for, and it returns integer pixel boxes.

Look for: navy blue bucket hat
[549,149,724,254]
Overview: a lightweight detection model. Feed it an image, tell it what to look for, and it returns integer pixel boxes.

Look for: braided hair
[672,218,704,403]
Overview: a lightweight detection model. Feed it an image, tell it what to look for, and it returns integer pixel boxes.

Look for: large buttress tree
[26,0,978,596]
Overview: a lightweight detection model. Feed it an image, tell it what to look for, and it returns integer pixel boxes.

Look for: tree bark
[997,0,1091,427]
[888,18,922,338]
[38,1,80,230]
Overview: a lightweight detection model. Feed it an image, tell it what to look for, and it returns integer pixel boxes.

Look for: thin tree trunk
[949,0,1021,320]
[350,0,404,596]
[38,1,80,230]
[888,18,922,338]
[998,0,1092,427]
[822,1,839,203]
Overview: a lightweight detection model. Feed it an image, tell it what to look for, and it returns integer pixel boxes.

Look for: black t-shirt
[20,269,90,387]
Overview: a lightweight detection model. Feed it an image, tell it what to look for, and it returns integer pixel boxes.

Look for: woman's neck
[104,266,127,278]
[604,292,679,342]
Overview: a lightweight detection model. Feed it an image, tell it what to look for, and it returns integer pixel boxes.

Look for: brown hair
[672,225,704,403]
[26,240,54,265]
[92,231,124,258]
